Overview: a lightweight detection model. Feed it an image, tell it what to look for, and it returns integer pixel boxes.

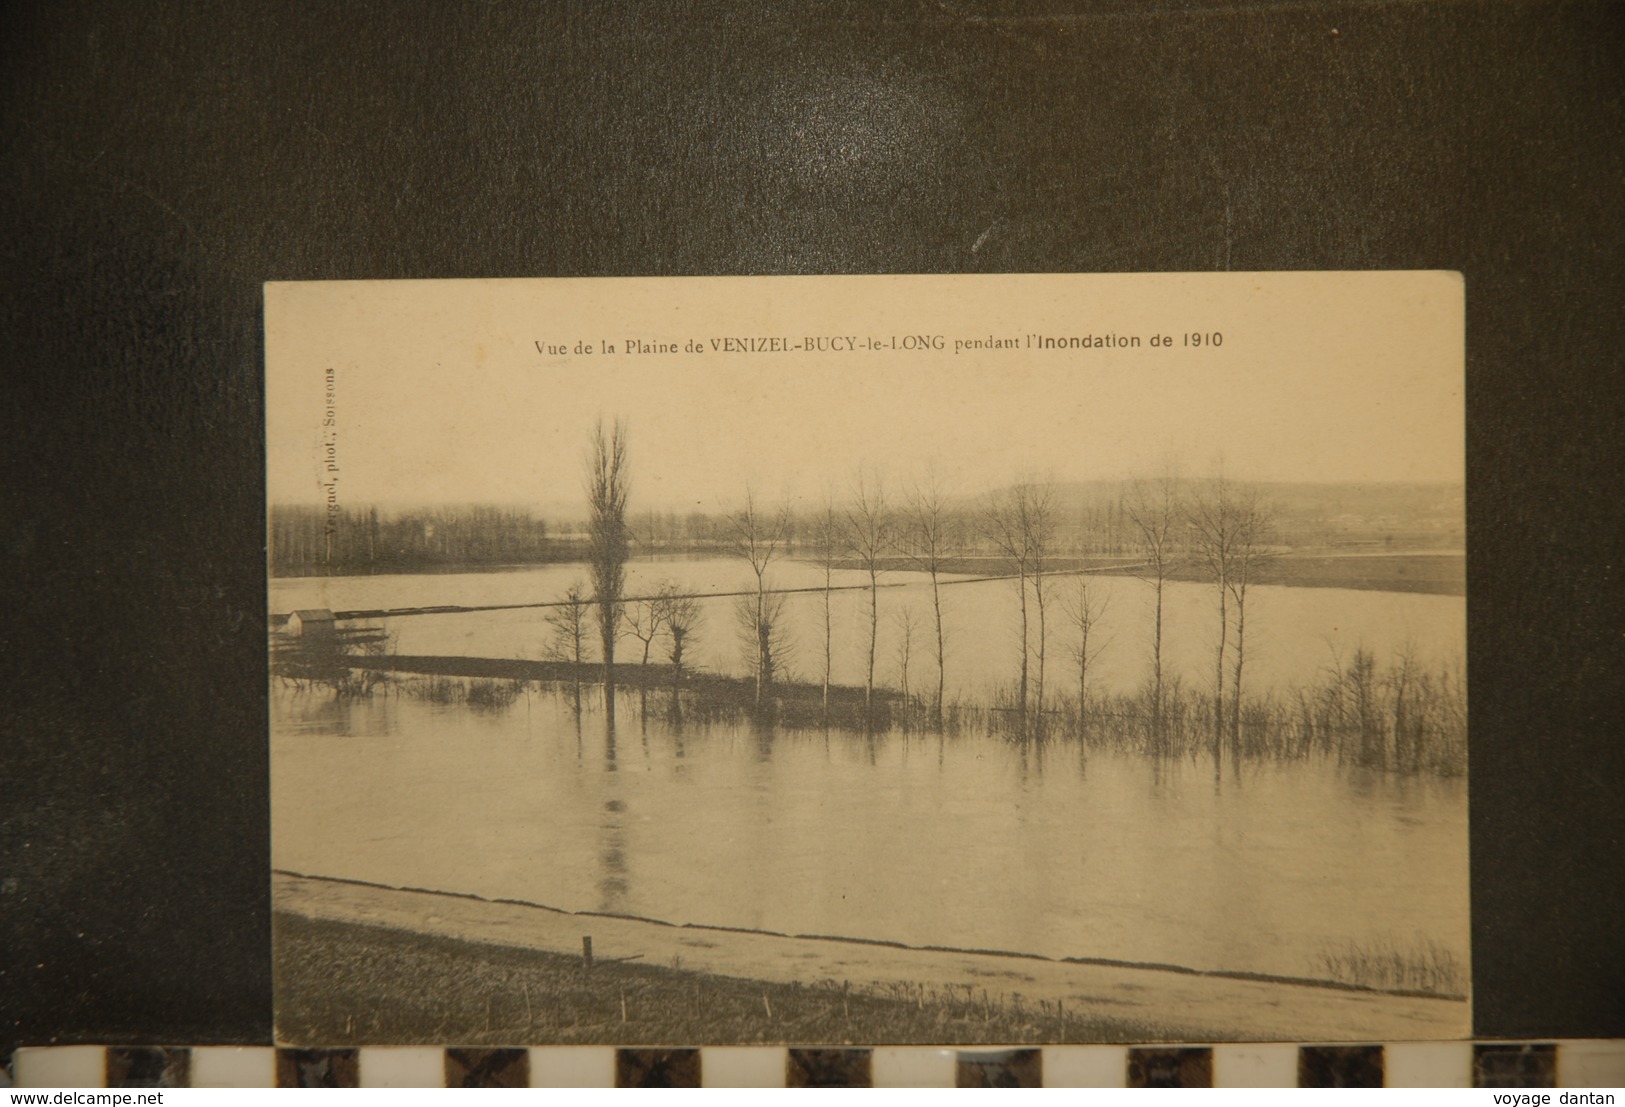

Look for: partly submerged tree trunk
[865,568,879,716]
[930,569,945,725]
[822,558,833,719]
[903,472,956,728]
[1016,568,1030,716]
[1214,584,1228,762]
[1151,575,1163,737]
[1033,572,1048,724]
[755,584,767,705]
[1230,582,1247,753]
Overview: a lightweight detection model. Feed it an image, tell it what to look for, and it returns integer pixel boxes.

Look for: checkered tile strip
[6,1042,1624,1088]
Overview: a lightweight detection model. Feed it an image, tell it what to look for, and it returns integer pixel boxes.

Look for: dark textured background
[2,1,1621,1051]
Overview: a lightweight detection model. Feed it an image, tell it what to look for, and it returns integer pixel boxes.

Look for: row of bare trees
[545,573,704,678]
[1125,472,1273,758]
[1187,474,1273,758]
[550,419,705,691]
[719,468,1280,750]
[552,422,1463,774]
[564,420,1282,760]
[269,503,562,575]
[716,471,1084,730]
[722,472,966,725]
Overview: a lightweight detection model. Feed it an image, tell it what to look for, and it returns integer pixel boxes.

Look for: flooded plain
[271,558,1468,988]
[269,556,1464,701]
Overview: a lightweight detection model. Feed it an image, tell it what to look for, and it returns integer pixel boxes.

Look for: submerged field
[271,554,1468,1045]
[272,681,1468,1006]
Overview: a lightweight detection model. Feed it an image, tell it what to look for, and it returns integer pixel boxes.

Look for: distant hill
[993,479,1464,552]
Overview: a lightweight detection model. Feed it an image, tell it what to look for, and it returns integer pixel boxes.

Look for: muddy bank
[339,655,902,723]
[275,912,1183,1047]
[273,871,1468,1045]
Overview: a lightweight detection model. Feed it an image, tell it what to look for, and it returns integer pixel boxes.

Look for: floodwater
[270,556,1465,701]
[270,558,1468,985]
[271,685,1468,984]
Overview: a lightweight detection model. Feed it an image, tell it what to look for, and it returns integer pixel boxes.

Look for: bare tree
[585,419,631,691]
[846,470,896,719]
[983,485,1034,718]
[893,606,919,704]
[658,588,702,684]
[1123,471,1183,741]
[544,581,593,666]
[903,471,959,724]
[726,488,790,705]
[1061,572,1111,735]
[1224,489,1273,749]
[1187,472,1237,758]
[810,497,843,718]
[1386,642,1420,773]
[547,582,594,712]
[1025,480,1058,722]
[983,479,1055,722]
[734,590,790,693]
[621,593,667,666]
[1349,647,1381,768]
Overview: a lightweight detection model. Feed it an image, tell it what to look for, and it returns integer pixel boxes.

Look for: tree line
[552,416,1283,758]
[711,465,1462,775]
[270,495,1154,578]
[505,419,1460,774]
[269,503,571,575]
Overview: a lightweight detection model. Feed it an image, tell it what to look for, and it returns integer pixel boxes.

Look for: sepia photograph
[266,272,1467,1046]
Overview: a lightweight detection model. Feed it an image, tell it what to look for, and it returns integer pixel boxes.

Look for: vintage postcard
[267,273,1468,1045]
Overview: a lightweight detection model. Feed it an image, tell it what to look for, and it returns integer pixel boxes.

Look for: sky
[266,272,1464,516]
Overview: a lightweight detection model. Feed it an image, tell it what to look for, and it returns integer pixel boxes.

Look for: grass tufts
[1312,934,1465,998]
[275,913,1193,1046]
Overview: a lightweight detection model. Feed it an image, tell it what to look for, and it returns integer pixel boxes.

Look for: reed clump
[1312,933,1465,998]
[396,674,529,711]
[927,648,1465,778]
[284,642,1465,777]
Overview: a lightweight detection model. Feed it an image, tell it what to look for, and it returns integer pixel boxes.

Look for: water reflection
[668,697,687,764]
[571,689,584,762]
[596,794,630,912]
[596,705,628,911]
[272,680,1469,984]
[750,712,775,763]
[272,559,1465,713]
[271,685,398,738]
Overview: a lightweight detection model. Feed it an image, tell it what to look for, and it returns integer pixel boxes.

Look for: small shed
[287,608,337,639]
